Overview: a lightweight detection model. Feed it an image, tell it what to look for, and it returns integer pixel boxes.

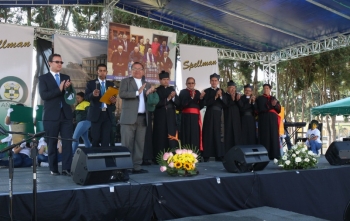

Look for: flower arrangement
[156,132,200,176]
[274,142,318,170]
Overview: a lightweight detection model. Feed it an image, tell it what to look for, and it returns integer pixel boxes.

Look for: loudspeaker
[223,145,270,173]
[325,141,350,165]
[71,146,133,185]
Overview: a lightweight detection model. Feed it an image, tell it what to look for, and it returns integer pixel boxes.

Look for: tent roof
[1,0,350,52]
[311,97,350,116]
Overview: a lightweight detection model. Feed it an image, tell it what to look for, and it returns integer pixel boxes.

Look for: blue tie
[101,81,105,108]
[55,74,60,86]
[55,74,62,107]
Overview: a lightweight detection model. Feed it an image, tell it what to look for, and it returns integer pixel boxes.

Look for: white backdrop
[179,44,218,91]
[0,24,34,130]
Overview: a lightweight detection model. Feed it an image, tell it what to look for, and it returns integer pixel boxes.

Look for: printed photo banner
[107,22,177,84]
[179,44,218,91]
[54,34,108,93]
[0,24,34,131]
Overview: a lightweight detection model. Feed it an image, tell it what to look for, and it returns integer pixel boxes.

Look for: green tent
[311,97,350,116]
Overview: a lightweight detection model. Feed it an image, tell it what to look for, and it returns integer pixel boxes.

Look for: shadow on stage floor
[0,156,349,221]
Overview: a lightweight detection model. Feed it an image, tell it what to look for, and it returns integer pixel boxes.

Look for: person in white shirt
[0,105,33,167]
[305,120,322,155]
[37,137,62,167]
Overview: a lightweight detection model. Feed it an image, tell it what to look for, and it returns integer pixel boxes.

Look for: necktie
[55,74,60,86]
[101,81,105,95]
[55,74,62,107]
[101,81,105,108]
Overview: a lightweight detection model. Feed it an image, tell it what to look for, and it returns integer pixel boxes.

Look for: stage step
[168,206,328,221]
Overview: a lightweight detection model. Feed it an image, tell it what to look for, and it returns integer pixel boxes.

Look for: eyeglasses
[132,68,144,71]
[51,61,64,64]
[187,82,195,84]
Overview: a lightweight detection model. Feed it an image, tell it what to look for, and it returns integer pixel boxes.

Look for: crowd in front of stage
[2,52,314,177]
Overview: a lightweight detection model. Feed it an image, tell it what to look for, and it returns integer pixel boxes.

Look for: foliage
[156,133,200,176]
[274,143,318,170]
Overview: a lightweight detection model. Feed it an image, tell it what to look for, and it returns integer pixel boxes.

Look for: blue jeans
[38,153,62,163]
[72,120,91,155]
[309,140,322,154]
[0,153,32,167]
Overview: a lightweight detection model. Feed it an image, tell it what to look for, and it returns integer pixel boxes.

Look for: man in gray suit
[119,62,155,174]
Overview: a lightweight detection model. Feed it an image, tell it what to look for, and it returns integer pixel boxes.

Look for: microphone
[28,131,46,138]
[95,80,99,90]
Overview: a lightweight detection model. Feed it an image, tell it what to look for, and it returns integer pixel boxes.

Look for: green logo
[0,76,28,103]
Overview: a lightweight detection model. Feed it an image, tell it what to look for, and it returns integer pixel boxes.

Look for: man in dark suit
[85,63,117,147]
[119,62,155,174]
[38,53,73,176]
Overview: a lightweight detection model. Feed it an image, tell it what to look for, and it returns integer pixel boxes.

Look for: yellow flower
[167,155,173,164]
[184,162,192,170]
[174,161,182,169]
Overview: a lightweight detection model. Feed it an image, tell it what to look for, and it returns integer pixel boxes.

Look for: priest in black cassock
[238,84,257,145]
[179,77,203,152]
[201,73,225,162]
[153,71,180,159]
[255,83,281,160]
[223,80,242,153]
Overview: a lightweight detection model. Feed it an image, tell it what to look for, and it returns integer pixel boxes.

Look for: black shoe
[61,170,71,176]
[141,161,151,166]
[132,169,148,174]
[215,157,224,162]
[51,171,60,176]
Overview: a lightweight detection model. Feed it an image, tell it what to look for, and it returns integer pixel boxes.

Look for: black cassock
[202,88,225,158]
[223,93,242,153]
[255,95,281,160]
[179,89,203,151]
[153,86,180,158]
[238,96,257,145]
[143,112,154,161]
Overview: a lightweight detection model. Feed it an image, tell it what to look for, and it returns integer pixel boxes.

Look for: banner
[54,34,108,92]
[179,44,218,91]
[107,22,177,84]
[0,24,34,131]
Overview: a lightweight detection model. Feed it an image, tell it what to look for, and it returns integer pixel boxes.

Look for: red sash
[182,108,203,151]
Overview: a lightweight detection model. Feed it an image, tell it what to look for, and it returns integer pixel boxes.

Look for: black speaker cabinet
[325,141,350,165]
[71,146,133,185]
[223,145,270,173]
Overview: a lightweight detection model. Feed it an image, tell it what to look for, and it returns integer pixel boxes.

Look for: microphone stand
[0,135,37,221]
[0,124,76,221]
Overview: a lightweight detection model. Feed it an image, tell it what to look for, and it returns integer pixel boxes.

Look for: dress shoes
[132,169,148,174]
[50,171,60,176]
[141,161,151,166]
[61,170,71,176]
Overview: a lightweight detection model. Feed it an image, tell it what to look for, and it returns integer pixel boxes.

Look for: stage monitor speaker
[71,146,133,185]
[223,145,270,173]
[325,141,350,165]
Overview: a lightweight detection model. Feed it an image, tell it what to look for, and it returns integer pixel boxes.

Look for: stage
[0,156,349,221]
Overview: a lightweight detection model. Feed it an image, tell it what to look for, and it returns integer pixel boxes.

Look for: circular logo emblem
[0,76,28,103]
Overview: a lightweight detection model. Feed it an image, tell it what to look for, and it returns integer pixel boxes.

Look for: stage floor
[0,156,349,221]
[0,156,339,195]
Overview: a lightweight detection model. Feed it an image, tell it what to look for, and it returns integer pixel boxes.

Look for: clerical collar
[211,87,218,90]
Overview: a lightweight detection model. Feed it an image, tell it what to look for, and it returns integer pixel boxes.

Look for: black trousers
[91,111,112,147]
[43,110,73,172]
